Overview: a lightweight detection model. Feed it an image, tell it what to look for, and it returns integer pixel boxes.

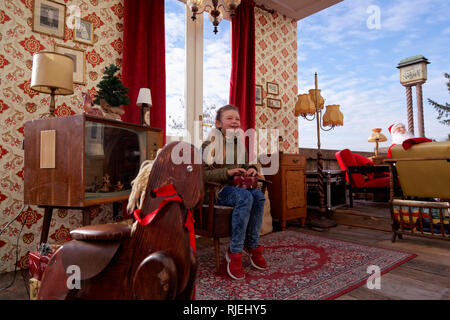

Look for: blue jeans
[216,186,265,253]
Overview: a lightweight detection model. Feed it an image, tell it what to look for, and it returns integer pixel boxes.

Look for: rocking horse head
[144,141,204,210]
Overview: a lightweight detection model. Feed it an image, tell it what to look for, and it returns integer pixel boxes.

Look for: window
[165,1,232,141]
[165,0,186,137]
[202,14,231,136]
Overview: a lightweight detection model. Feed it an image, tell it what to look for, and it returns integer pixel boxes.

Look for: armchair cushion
[362,176,390,188]
[353,153,374,166]
[353,153,376,179]
[335,149,365,187]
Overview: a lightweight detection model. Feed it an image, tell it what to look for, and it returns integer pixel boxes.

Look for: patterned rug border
[195,230,417,300]
[287,231,418,300]
[266,230,417,256]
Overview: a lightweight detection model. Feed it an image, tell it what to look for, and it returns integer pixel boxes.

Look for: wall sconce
[368,128,387,156]
[187,0,241,34]
[31,51,74,117]
[136,88,152,126]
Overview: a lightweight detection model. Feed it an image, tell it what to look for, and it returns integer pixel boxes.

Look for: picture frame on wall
[32,0,66,39]
[267,98,281,109]
[255,85,263,106]
[54,44,86,85]
[267,82,279,96]
[73,17,94,45]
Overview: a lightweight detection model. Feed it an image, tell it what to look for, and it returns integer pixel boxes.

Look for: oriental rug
[195,230,416,300]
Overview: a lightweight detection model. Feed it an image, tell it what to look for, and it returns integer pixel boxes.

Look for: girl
[202,105,267,280]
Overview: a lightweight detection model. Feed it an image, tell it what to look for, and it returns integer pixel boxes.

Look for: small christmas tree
[94,64,130,107]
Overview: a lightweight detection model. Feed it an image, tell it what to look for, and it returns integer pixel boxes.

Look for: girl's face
[216,109,241,134]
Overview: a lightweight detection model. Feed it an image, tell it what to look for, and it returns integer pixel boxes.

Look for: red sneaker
[225,250,245,280]
[244,246,267,270]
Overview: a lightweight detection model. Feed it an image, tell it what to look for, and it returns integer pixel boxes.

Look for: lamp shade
[31,52,74,95]
[136,88,152,106]
[187,0,204,10]
[295,93,315,116]
[368,128,387,142]
[322,104,343,127]
[308,89,324,110]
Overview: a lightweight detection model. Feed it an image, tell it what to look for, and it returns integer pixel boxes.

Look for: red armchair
[335,149,391,207]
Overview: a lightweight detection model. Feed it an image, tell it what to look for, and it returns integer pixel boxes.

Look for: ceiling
[179,0,343,21]
[254,0,343,20]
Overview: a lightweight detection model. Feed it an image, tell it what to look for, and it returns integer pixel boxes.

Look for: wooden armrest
[384,157,450,163]
[205,181,221,187]
[258,178,272,184]
[347,165,390,174]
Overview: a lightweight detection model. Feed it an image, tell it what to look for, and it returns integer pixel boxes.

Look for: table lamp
[31,51,74,117]
[368,128,387,156]
[136,88,152,126]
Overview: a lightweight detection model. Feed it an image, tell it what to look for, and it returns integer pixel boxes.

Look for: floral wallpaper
[0,1,301,274]
[255,8,298,154]
[0,0,124,273]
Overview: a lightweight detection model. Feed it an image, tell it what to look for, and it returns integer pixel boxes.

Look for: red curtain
[122,0,166,138]
[229,0,255,132]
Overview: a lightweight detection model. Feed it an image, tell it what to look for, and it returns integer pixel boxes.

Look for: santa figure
[387,122,432,157]
[389,123,414,145]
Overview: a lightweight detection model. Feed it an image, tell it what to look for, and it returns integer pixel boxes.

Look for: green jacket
[202,135,258,202]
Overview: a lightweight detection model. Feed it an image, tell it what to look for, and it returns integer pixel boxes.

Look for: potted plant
[93,64,130,120]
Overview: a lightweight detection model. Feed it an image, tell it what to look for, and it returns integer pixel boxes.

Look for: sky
[297,0,450,151]
[165,0,449,151]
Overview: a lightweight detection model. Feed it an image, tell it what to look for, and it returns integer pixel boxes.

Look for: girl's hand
[227,168,247,177]
[246,168,259,177]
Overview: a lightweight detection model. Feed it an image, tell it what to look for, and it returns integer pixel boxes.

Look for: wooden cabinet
[264,153,307,229]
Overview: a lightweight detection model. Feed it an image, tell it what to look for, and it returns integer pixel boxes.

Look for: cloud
[165,11,185,48]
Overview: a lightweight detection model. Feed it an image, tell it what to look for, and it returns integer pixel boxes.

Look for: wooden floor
[1,200,449,300]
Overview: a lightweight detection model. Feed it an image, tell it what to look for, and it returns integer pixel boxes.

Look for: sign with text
[399,62,427,84]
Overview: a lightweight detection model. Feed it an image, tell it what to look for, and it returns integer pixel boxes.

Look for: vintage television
[24,114,163,207]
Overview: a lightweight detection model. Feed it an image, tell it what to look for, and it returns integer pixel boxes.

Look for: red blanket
[388,138,432,157]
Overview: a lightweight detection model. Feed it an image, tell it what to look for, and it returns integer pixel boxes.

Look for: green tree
[427,72,449,126]
[94,64,130,107]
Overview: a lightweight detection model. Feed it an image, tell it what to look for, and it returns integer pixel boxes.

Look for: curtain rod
[255,3,275,14]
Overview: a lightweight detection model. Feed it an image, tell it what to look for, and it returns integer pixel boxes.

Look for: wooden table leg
[82,208,91,226]
[40,207,53,245]
[113,202,123,221]
[300,218,306,227]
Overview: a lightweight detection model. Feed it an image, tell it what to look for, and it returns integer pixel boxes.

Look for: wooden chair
[194,179,270,272]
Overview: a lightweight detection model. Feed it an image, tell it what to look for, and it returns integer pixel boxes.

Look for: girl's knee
[251,189,265,202]
[236,189,254,206]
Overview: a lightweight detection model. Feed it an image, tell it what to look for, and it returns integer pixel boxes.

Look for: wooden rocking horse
[37,142,204,300]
